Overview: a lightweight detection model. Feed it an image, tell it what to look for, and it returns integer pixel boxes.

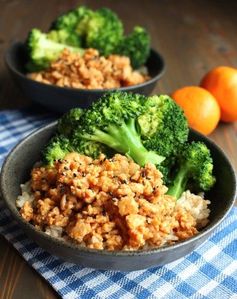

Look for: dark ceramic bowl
[0,123,236,271]
[5,42,165,113]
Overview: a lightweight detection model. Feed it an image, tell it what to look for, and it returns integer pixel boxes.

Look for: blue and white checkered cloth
[0,109,237,299]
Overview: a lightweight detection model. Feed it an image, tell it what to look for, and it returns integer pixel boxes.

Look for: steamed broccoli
[57,108,84,137]
[43,134,110,164]
[43,92,166,166]
[157,157,177,185]
[51,6,92,32]
[43,130,110,164]
[138,95,189,158]
[167,142,216,199]
[43,108,113,165]
[137,94,188,183]
[77,8,123,56]
[72,139,114,159]
[51,6,123,56]
[116,26,150,69]
[26,28,84,71]
[47,29,81,47]
[43,92,189,167]
[43,135,72,165]
[71,92,165,166]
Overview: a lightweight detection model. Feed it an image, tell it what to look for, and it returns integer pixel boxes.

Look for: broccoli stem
[81,119,164,166]
[166,166,188,199]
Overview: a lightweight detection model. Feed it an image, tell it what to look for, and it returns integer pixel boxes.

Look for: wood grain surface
[0,0,237,298]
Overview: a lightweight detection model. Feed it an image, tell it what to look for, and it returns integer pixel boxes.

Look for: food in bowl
[16,91,216,250]
[17,153,210,250]
[28,48,149,89]
[25,6,151,89]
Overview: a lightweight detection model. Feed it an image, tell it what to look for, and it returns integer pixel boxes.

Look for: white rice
[45,226,63,239]
[177,190,211,228]
[16,181,34,208]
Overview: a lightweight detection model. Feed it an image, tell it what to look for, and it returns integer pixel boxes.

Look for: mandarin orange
[200,66,237,122]
[171,86,220,135]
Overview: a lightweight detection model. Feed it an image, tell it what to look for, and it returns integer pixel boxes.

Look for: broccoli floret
[76,7,123,56]
[57,108,84,137]
[71,138,113,159]
[51,6,150,65]
[137,94,188,182]
[51,6,123,55]
[167,142,216,199]
[43,135,72,165]
[42,107,109,163]
[116,26,150,69]
[51,6,92,32]
[26,28,84,72]
[47,29,81,47]
[72,92,164,166]
[138,95,189,158]
[42,92,189,171]
[157,156,177,185]
[42,133,109,165]
[51,6,150,66]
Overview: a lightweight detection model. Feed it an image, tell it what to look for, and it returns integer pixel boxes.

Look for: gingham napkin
[0,109,237,299]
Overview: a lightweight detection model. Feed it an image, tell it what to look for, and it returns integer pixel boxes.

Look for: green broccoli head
[167,141,216,199]
[56,107,113,160]
[52,6,123,56]
[80,92,146,131]
[185,142,216,191]
[157,156,177,185]
[71,138,113,159]
[42,135,72,165]
[26,28,84,72]
[76,7,124,56]
[51,6,93,32]
[57,108,84,137]
[42,107,113,164]
[47,29,81,47]
[72,91,164,166]
[51,6,149,63]
[116,26,150,69]
[138,95,189,158]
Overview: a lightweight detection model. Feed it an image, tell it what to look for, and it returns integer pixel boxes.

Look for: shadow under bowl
[5,42,165,113]
[0,123,236,271]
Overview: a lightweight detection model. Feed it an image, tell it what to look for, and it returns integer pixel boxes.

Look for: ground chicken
[28,49,149,89]
[18,153,210,251]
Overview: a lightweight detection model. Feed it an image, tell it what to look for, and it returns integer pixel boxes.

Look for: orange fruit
[171,86,220,135]
[200,66,237,122]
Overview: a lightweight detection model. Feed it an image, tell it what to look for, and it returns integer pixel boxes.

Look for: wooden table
[0,0,237,298]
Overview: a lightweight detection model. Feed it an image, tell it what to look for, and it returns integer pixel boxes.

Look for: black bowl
[0,123,236,271]
[5,42,165,113]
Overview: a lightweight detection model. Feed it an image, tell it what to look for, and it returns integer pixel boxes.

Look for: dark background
[0,1,237,298]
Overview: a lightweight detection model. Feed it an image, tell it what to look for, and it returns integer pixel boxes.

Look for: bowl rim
[1,121,236,257]
[5,41,166,93]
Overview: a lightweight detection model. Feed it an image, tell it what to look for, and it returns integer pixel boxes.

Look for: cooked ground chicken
[27,49,149,89]
[17,153,210,251]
